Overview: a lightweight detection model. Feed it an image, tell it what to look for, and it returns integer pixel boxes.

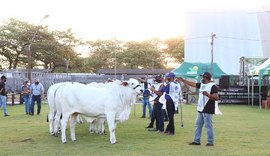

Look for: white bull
[53,78,142,144]
[47,82,76,136]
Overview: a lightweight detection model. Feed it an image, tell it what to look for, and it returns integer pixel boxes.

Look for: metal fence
[1,71,150,93]
[2,73,125,93]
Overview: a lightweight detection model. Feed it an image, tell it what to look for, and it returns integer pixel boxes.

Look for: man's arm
[202,91,219,100]
[202,85,219,101]
[150,87,163,96]
[0,83,3,93]
[138,78,147,83]
[177,77,196,88]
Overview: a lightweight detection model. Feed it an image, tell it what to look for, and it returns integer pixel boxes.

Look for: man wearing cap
[178,72,219,146]
[30,79,44,115]
[147,75,165,132]
[150,72,179,135]
[0,75,9,117]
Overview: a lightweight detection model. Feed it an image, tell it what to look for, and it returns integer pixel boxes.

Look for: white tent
[248,58,270,107]
[185,6,270,75]
[250,58,270,75]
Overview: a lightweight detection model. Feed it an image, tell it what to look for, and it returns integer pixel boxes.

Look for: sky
[0,0,270,41]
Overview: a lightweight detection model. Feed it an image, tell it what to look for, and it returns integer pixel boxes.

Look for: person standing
[21,80,31,115]
[139,77,152,118]
[178,72,219,146]
[0,75,9,117]
[30,79,44,115]
[151,72,178,135]
[147,75,165,132]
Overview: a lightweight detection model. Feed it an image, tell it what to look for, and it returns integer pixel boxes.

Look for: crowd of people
[0,77,44,117]
[1,71,219,146]
[139,71,219,146]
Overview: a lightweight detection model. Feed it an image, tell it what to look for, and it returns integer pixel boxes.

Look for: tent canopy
[171,62,227,79]
[258,63,270,108]
[250,58,270,76]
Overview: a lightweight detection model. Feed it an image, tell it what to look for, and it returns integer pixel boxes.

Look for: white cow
[47,82,76,136]
[53,78,142,144]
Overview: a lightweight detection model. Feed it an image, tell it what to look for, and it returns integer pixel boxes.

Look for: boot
[146,122,153,128]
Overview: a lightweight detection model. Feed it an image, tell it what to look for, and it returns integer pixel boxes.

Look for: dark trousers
[31,95,41,115]
[149,104,156,126]
[163,109,169,120]
[155,103,164,132]
[165,99,175,134]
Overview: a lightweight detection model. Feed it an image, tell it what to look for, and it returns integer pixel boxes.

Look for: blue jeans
[194,112,214,144]
[142,96,152,117]
[23,95,31,114]
[31,95,41,115]
[0,95,8,115]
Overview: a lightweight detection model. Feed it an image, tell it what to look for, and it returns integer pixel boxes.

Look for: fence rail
[1,72,148,93]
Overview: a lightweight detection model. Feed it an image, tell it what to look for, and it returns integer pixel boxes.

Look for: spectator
[30,79,44,115]
[21,80,31,115]
[138,77,152,118]
[0,75,9,117]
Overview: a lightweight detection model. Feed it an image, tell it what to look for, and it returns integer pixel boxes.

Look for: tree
[164,36,185,64]
[0,18,81,72]
[85,39,122,73]
[0,18,33,69]
[32,28,81,72]
[119,40,164,69]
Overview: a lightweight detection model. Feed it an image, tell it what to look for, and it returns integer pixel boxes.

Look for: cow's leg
[48,110,56,136]
[61,113,71,144]
[98,118,106,135]
[76,114,83,124]
[69,113,77,141]
[89,119,96,133]
[106,114,117,144]
[97,119,102,134]
[53,112,61,137]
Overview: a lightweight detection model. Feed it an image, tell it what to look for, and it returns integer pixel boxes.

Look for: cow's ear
[122,82,128,86]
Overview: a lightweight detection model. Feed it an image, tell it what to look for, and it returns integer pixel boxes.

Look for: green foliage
[85,39,166,71]
[0,18,81,72]
[0,104,269,155]
[0,18,185,73]
[164,36,185,63]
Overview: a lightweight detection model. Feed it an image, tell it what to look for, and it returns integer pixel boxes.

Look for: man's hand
[149,86,155,92]
[202,91,210,97]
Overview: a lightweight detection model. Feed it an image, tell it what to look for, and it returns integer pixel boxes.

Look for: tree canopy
[0,18,184,73]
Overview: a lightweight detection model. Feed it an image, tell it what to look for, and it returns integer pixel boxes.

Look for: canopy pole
[251,76,254,106]
[247,76,250,105]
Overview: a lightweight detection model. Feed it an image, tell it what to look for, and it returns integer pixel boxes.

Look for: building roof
[97,68,170,75]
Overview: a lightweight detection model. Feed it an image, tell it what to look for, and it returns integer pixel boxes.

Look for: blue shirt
[30,83,44,96]
[159,81,180,102]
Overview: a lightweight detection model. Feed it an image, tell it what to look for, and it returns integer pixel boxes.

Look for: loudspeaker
[220,75,230,86]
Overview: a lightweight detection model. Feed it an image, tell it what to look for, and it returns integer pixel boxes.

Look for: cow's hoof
[62,142,67,144]
[49,132,54,136]
[110,140,117,144]
[62,138,67,144]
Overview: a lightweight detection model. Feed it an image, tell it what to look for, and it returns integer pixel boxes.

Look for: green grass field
[0,103,269,156]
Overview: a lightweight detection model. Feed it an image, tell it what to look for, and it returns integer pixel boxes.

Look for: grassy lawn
[0,103,269,156]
